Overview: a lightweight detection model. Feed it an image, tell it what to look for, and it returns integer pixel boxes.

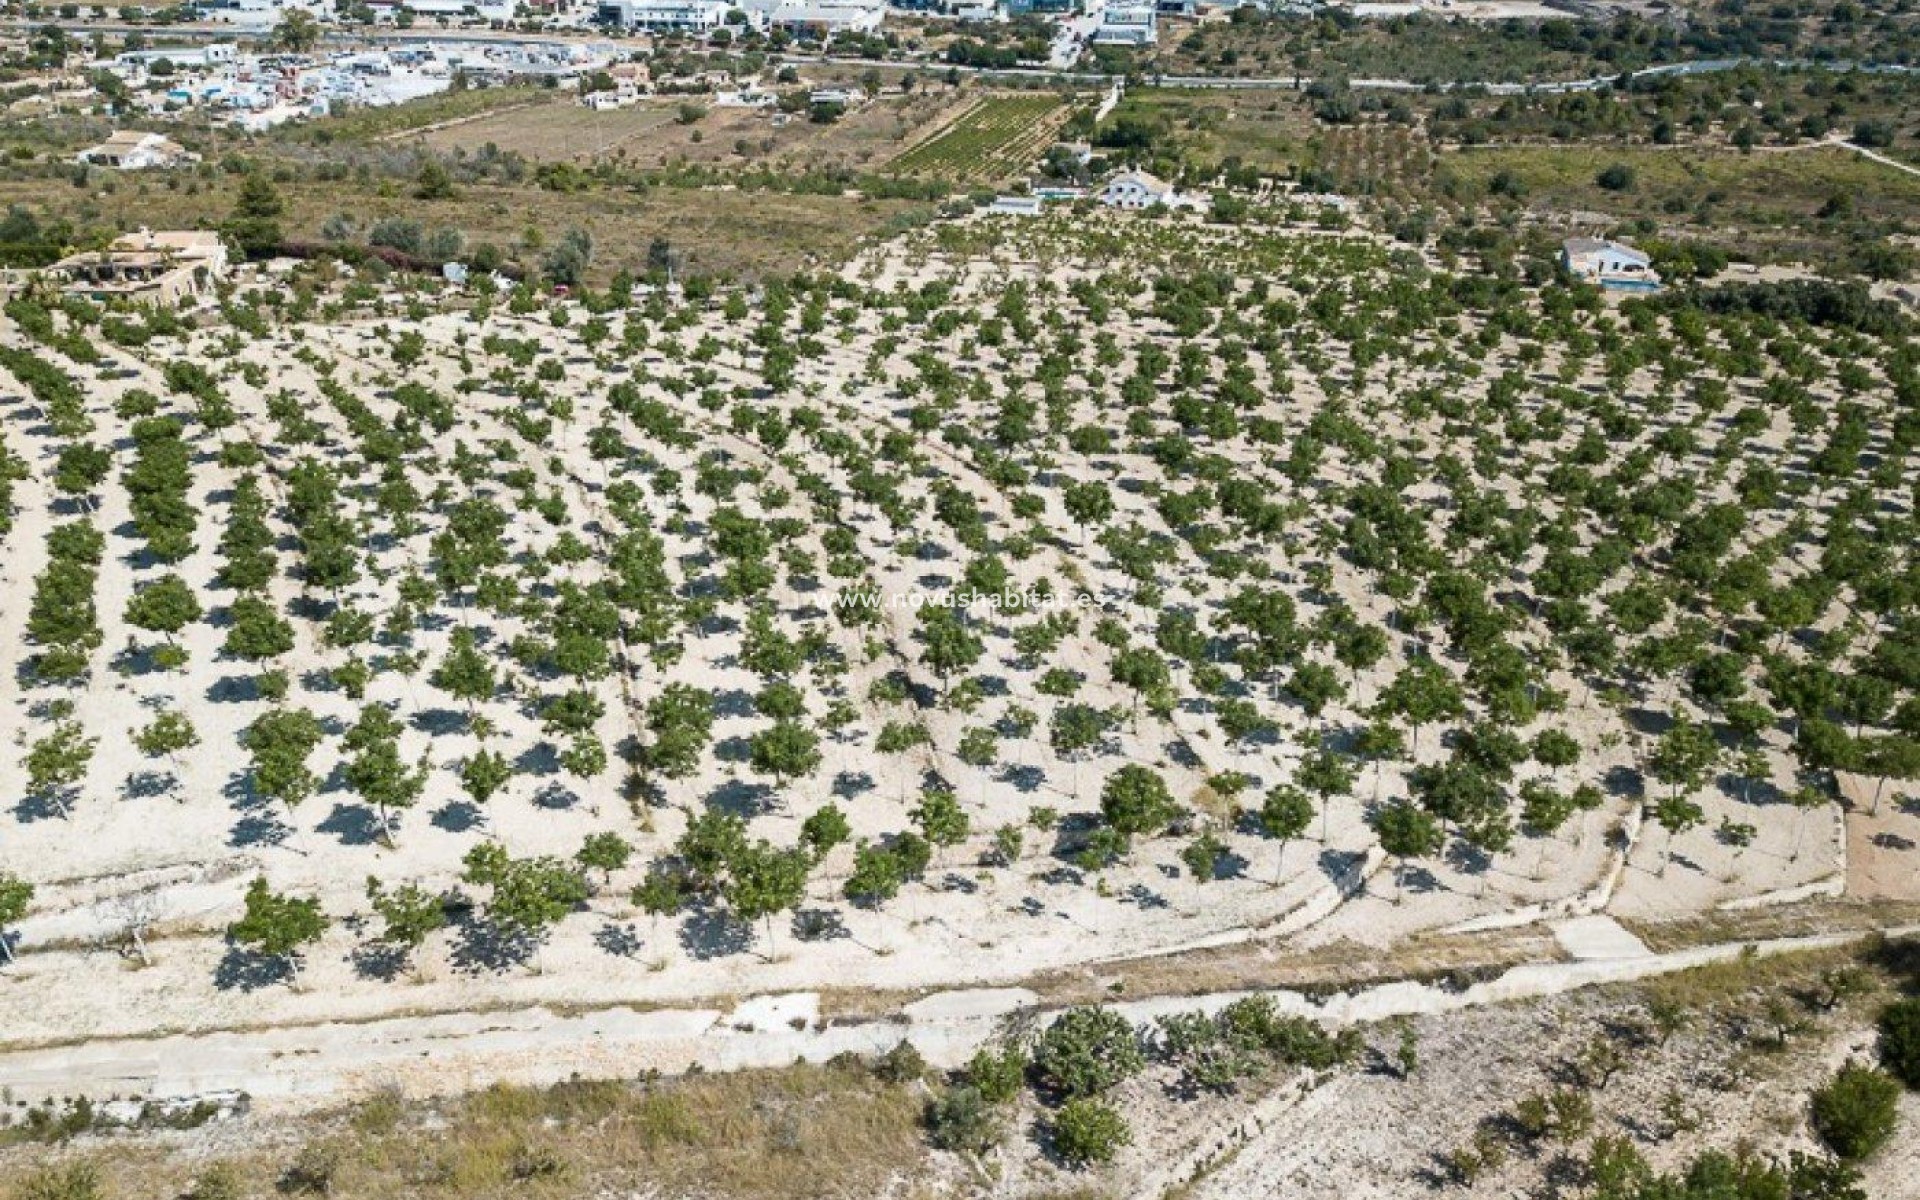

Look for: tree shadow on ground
[213,946,292,992]
[678,904,754,961]
[228,811,295,850]
[316,802,383,847]
[351,943,411,983]
[594,921,644,959]
[448,913,538,974]
[431,800,486,834]
[793,907,849,942]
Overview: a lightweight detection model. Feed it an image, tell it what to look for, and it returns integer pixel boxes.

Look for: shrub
[1595,163,1636,191]
[1033,1007,1144,1098]
[873,1039,928,1084]
[1811,1063,1901,1160]
[924,1085,1002,1153]
[185,1162,245,1200]
[280,1140,342,1195]
[1878,998,1920,1088]
[1051,1097,1130,1167]
[964,1044,1029,1104]
[17,1163,104,1200]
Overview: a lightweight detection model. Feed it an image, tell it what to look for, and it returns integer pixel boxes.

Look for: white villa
[1099,169,1176,209]
[1561,237,1662,290]
[76,130,198,170]
[49,229,229,307]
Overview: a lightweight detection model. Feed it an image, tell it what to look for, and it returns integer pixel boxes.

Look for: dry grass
[0,173,930,282]
[1622,898,1920,955]
[407,91,967,174]
[3,1060,929,1200]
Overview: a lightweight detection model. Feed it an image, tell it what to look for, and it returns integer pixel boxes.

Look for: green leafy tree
[1810,1063,1901,1161]
[576,831,633,885]
[26,719,96,817]
[461,748,514,807]
[800,803,851,859]
[364,877,446,958]
[1100,765,1178,838]
[228,876,328,980]
[1033,1007,1143,1098]
[722,841,812,958]
[1051,1098,1130,1168]
[749,719,821,787]
[1370,801,1443,903]
[910,788,970,857]
[245,708,325,810]
[1258,784,1314,883]
[0,874,33,964]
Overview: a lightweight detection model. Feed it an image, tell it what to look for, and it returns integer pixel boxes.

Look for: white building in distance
[76,130,199,170]
[1093,1,1156,45]
[1561,237,1661,291]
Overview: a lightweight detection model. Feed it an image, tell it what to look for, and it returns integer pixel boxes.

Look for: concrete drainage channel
[2,918,1912,1115]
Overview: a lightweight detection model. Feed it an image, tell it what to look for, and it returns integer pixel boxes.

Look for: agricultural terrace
[888,94,1073,185]
[0,210,1914,1080]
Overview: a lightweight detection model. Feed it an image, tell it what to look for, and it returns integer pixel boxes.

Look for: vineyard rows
[887,95,1068,185]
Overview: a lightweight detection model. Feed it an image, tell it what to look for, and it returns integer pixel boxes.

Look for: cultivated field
[887,94,1072,184]
[0,208,1914,1199]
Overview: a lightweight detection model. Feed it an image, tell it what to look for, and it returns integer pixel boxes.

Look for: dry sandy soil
[0,207,1911,1148]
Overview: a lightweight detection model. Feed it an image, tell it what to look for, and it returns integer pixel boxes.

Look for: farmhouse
[48,229,229,307]
[1099,168,1175,209]
[76,130,198,170]
[1561,237,1662,290]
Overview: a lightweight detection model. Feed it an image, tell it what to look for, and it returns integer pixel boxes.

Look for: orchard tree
[133,709,199,768]
[750,719,822,789]
[223,594,295,663]
[800,803,852,859]
[245,707,326,813]
[1376,659,1465,755]
[364,877,447,963]
[430,626,496,722]
[342,704,427,844]
[0,874,33,964]
[722,841,812,959]
[1370,801,1443,903]
[918,605,984,695]
[124,574,202,668]
[227,876,328,981]
[461,747,514,808]
[639,683,715,779]
[911,788,970,859]
[576,831,633,886]
[26,719,96,818]
[461,843,589,951]
[1258,784,1314,884]
[1100,765,1178,840]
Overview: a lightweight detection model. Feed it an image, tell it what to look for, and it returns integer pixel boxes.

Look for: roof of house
[1105,168,1171,194]
[1562,236,1650,265]
[109,229,225,257]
